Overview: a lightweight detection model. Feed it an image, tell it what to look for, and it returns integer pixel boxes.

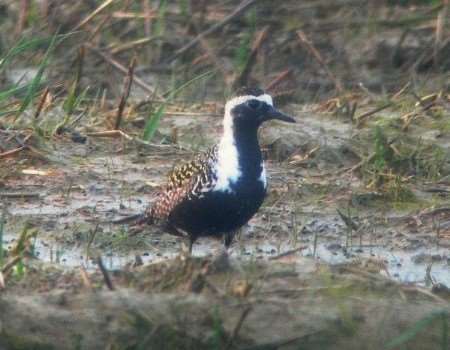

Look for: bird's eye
[247,99,261,110]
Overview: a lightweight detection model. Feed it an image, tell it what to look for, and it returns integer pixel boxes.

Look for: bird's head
[224,87,295,130]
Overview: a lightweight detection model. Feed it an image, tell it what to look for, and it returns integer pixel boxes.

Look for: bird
[115,87,295,253]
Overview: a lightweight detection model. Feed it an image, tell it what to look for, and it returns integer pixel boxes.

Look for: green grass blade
[441,313,449,350]
[0,208,5,266]
[233,8,256,72]
[63,80,79,115]
[142,70,215,141]
[154,0,167,36]
[0,37,44,73]
[143,104,165,141]
[0,109,20,118]
[54,86,90,135]
[0,33,73,74]
[15,34,58,119]
[163,69,215,100]
[0,81,47,103]
[0,84,28,102]
[0,33,75,116]
[385,311,449,349]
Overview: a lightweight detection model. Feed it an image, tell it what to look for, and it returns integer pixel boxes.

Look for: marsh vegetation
[0,1,449,349]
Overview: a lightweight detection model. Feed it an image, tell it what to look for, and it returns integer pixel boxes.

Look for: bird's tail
[111,213,150,225]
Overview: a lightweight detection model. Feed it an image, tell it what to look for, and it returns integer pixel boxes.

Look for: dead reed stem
[115,57,136,130]
[296,30,343,94]
[232,26,269,89]
[167,0,258,63]
[434,0,449,67]
[97,256,115,291]
[15,0,29,36]
[73,0,115,31]
[0,146,25,159]
[86,44,162,100]
[265,69,293,92]
[34,88,50,120]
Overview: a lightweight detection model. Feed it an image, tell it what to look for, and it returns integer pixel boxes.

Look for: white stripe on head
[214,93,273,193]
[224,94,273,116]
[222,93,273,148]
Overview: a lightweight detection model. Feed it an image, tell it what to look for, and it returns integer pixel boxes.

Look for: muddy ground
[2,100,450,349]
[1,255,449,349]
[1,0,450,348]
[3,103,450,283]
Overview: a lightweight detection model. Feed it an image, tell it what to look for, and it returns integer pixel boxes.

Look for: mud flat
[2,87,450,350]
[3,106,450,286]
[0,255,449,350]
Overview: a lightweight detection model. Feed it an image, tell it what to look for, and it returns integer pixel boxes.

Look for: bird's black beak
[262,106,296,123]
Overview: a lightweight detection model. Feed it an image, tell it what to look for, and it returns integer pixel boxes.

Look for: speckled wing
[146,145,218,221]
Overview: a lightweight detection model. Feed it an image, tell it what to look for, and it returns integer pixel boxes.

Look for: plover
[117,87,295,252]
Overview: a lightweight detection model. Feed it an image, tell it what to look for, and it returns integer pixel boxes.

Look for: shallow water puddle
[2,108,450,291]
[237,241,450,287]
[311,244,450,286]
[3,231,448,287]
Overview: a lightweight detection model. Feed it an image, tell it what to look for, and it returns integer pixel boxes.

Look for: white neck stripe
[214,93,273,193]
[225,94,273,113]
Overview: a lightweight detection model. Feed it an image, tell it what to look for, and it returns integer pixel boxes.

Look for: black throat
[232,124,263,186]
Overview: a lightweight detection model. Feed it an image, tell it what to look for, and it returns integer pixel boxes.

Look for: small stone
[71,131,87,144]
[230,280,252,298]
[327,243,342,251]
[431,283,450,297]
[431,254,442,262]
[134,255,143,267]
[412,253,427,264]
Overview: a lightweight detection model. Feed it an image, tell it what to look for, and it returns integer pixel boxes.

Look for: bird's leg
[187,236,195,255]
[180,236,196,257]
[218,231,238,259]
[223,231,236,251]
[164,224,193,256]
[128,223,146,236]
[208,232,234,272]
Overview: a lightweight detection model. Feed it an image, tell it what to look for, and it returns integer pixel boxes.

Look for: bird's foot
[179,239,193,260]
[128,224,145,236]
[208,247,230,273]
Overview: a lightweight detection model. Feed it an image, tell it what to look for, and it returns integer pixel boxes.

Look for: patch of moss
[0,332,56,350]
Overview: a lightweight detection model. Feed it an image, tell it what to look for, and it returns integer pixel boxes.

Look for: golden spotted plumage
[146,145,218,221]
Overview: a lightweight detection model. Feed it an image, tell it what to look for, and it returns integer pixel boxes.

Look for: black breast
[168,180,266,239]
[168,123,267,239]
